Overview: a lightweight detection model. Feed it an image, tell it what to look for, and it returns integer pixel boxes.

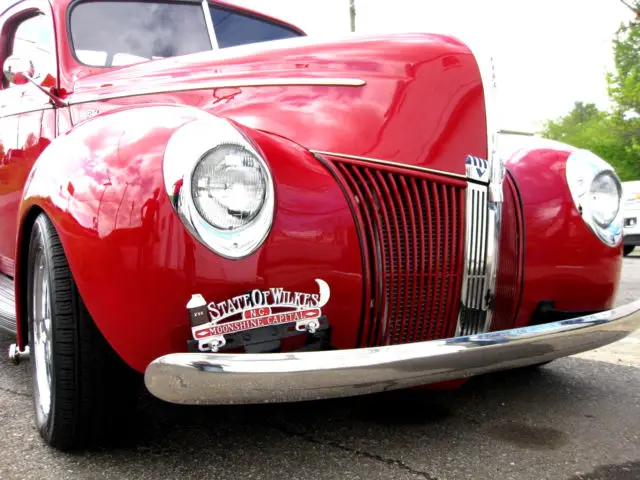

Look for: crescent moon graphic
[315,279,331,308]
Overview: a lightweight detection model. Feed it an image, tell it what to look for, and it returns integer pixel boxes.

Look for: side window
[210,6,303,49]
[3,13,55,89]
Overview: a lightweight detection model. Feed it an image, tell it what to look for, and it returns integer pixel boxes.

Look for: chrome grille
[455,154,505,336]
[456,183,490,336]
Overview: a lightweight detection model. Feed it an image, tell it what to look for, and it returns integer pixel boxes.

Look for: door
[0,9,57,277]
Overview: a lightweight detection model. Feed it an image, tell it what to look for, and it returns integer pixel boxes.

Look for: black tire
[26,213,140,450]
[623,245,635,257]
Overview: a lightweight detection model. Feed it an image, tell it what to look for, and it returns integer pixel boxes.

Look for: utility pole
[349,0,356,32]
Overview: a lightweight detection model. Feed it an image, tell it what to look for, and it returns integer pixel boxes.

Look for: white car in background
[623,180,640,256]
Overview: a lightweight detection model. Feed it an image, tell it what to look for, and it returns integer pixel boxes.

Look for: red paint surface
[506,147,623,328]
[18,105,364,372]
[66,32,487,177]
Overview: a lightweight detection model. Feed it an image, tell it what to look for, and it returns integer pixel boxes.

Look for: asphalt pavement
[1,253,639,480]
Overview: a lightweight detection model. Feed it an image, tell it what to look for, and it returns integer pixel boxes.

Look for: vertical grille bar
[430,182,444,339]
[326,158,465,347]
[439,184,453,338]
[409,179,426,343]
[420,181,435,341]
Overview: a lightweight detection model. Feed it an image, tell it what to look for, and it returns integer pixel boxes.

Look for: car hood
[69,32,489,177]
[70,32,471,99]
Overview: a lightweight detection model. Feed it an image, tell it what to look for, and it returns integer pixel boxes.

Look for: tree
[540,3,640,181]
[618,0,639,16]
[541,103,638,180]
[608,4,639,116]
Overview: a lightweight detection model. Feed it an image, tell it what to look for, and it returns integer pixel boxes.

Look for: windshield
[69,1,213,67]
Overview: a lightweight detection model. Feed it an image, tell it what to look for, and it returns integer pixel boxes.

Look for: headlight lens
[565,149,623,247]
[163,115,275,259]
[588,171,621,228]
[192,144,267,230]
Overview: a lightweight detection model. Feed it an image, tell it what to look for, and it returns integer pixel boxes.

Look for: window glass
[210,6,303,49]
[11,14,54,59]
[69,1,212,67]
[4,13,56,89]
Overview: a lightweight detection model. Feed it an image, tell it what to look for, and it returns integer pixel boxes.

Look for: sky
[228,0,635,133]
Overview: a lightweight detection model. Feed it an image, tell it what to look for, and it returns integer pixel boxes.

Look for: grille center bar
[456,155,505,336]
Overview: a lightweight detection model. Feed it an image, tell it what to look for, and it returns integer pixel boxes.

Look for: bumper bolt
[8,344,30,365]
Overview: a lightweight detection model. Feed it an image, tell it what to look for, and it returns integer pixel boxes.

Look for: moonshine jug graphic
[187,294,209,327]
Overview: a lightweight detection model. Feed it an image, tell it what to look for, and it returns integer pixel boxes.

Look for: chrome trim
[498,129,535,137]
[32,247,53,423]
[566,149,624,247]
[8,344,30,365]
[456,152,505,335]
[456,181,490,335]
[144,299,640,405]
[68,78,366,105]
[0,102,54,119]
[484,150,506,330]
[0,273,16,334]
[163,113,275,259]
[201,0,219,49]
[310,150,467,181]
[464,154,491,184]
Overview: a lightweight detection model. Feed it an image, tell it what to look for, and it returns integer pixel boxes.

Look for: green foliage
[607,20,640,115]
[540,4,640,181]
[541,103,639,181]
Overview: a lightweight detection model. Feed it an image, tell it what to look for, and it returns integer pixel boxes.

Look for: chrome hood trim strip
[68,78,366,105]
[311,150,467,181]
[144,299,640,405]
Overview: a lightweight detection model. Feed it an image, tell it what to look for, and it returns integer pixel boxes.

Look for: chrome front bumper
[144,299,640,405]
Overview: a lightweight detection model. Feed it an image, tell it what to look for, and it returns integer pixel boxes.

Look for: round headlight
[191,144,267,230]
[588,171,621,228]
[565,149,623,247]
[163,114,275,259]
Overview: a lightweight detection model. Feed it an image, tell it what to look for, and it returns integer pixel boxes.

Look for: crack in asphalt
[270,423,438,480]
[0,385,31,398]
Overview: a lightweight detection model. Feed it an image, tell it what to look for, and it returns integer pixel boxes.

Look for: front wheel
[27,213,140,450]
[623,245,635,257]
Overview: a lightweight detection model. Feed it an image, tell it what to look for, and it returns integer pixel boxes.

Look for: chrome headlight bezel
[565,149,623,247]
[163,116,275,259]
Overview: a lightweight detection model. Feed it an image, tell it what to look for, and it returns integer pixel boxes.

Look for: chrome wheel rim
[32,248,52,423]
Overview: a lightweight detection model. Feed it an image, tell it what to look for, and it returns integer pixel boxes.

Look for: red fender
[505,142,623,328]
[17,104,364,372]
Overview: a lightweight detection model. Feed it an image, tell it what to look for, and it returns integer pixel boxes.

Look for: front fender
[16,104,363,372]
[503,138,623,328]
[15,104,209,354]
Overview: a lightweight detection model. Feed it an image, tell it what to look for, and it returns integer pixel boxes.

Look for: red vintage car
[0,0,639,450]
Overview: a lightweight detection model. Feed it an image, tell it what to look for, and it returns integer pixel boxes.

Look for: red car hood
[70,32,471,95]
[69,32,488,176]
